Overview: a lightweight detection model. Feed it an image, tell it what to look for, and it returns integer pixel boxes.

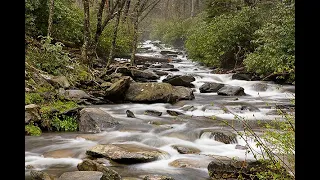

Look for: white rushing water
[25,40,294,179]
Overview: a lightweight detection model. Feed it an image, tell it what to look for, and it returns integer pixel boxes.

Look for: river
[25,40,295,179]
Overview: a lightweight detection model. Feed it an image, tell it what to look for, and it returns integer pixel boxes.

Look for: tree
[107,0,127,66]
[130,0,161,66]
[47,0,55,37]
[82,0,91,64]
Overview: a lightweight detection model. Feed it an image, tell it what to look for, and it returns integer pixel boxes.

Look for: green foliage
[186,7,260,68]
[26,36,72,76]
[150,14,204,47]
[40,100,78,115]
[243,2,295,81]
[25,0,83,43]
[97,20,133,57]
[25,93,44,105]
[51,115,78,131]
[25,124,42,136]
[205,0,243,20]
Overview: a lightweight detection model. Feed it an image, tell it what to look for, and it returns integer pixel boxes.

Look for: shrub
[243,2,295,81]
[185,7,261,68]
[25,93,44,105]
[25,124,42,136]
[51,115,78,131]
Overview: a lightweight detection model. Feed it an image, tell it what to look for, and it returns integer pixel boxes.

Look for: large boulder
[47,75,70,89]
[104,76,131,101]
[153,70,169,76]
[25,104,41,124]
[77,159,121,180]
[217,85,246,96]
[162,75,195,88]
[131,69,159,80]
[63,89,91,100]
[58,171,103,180]
[172,86,195,101]
[79,108,119,133]
[199,82,224,93]
[207,156,293,179]
[86,143,169,164]
[124,83,194,103]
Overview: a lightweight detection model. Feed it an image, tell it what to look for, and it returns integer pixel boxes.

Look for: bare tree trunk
[82,0,91,64]
[122,0,131,23]
[191,0,194,17]
[130,15,139,66]
[107,5,124,66]
[47,0,55,37]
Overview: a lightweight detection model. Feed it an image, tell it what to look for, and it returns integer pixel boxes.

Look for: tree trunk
[107,7,123,66]
[130,15,139,66]
[122,0,131,23]
[47,0,55,37]
[191,0,194,17]
[82,0,91,64]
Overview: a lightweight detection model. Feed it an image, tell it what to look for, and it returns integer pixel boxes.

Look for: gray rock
[86,144,169,164]
[252,83,268,92]
[126,110,135,118]
[199,82,224,93]
[172,145,200,154]
[169,158,211,169]
[142,174,174,180]
[30,170,53,180]
[232,73,252,81]
[153,70,169,76]
[163,75,195,88]
[167,110,184,116]
[77,159,121,180]
[48,76,70,88]
[105,76,131,101]
[79,108,119,133]
[58,171,103,180]
[144,110,162,116]
[64,89,91,100]
[200,130,237,144]
[131,69,159,80]
[217,85,246,96]
[25,104,41,124]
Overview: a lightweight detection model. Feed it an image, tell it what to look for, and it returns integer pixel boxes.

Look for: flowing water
[25,40,295,179]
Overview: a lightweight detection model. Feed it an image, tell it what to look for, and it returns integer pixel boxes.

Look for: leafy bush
[243,2,295,81]
[25,93,44,105]
[25,124,42,136]
[26,36,72,76]
[186,7,261,68]
[51,115,78,131]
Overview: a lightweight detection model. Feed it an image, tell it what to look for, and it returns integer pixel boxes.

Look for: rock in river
[86,143,169,164]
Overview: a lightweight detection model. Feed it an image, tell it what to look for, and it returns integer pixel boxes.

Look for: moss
[25,124,42,136]
[25,92,44,105]
[51,115,78,131]
[40,100,78,115]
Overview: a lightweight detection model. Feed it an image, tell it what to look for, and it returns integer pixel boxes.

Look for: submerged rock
[171,145,200,154]
[79,108,119,133]
[126,110,135,118]
[199,82,224,93]
[144,110,162,116]
[169,158,211,169]
[167,110,184,116]
[217,85,246,96]
[142,174,174,180]
[86,143,169,164]
[200,130,237,144]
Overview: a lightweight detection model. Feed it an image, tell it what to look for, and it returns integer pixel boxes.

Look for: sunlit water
[25,40,294,179]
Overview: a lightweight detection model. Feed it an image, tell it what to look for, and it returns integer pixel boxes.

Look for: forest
[25,0,295,179]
